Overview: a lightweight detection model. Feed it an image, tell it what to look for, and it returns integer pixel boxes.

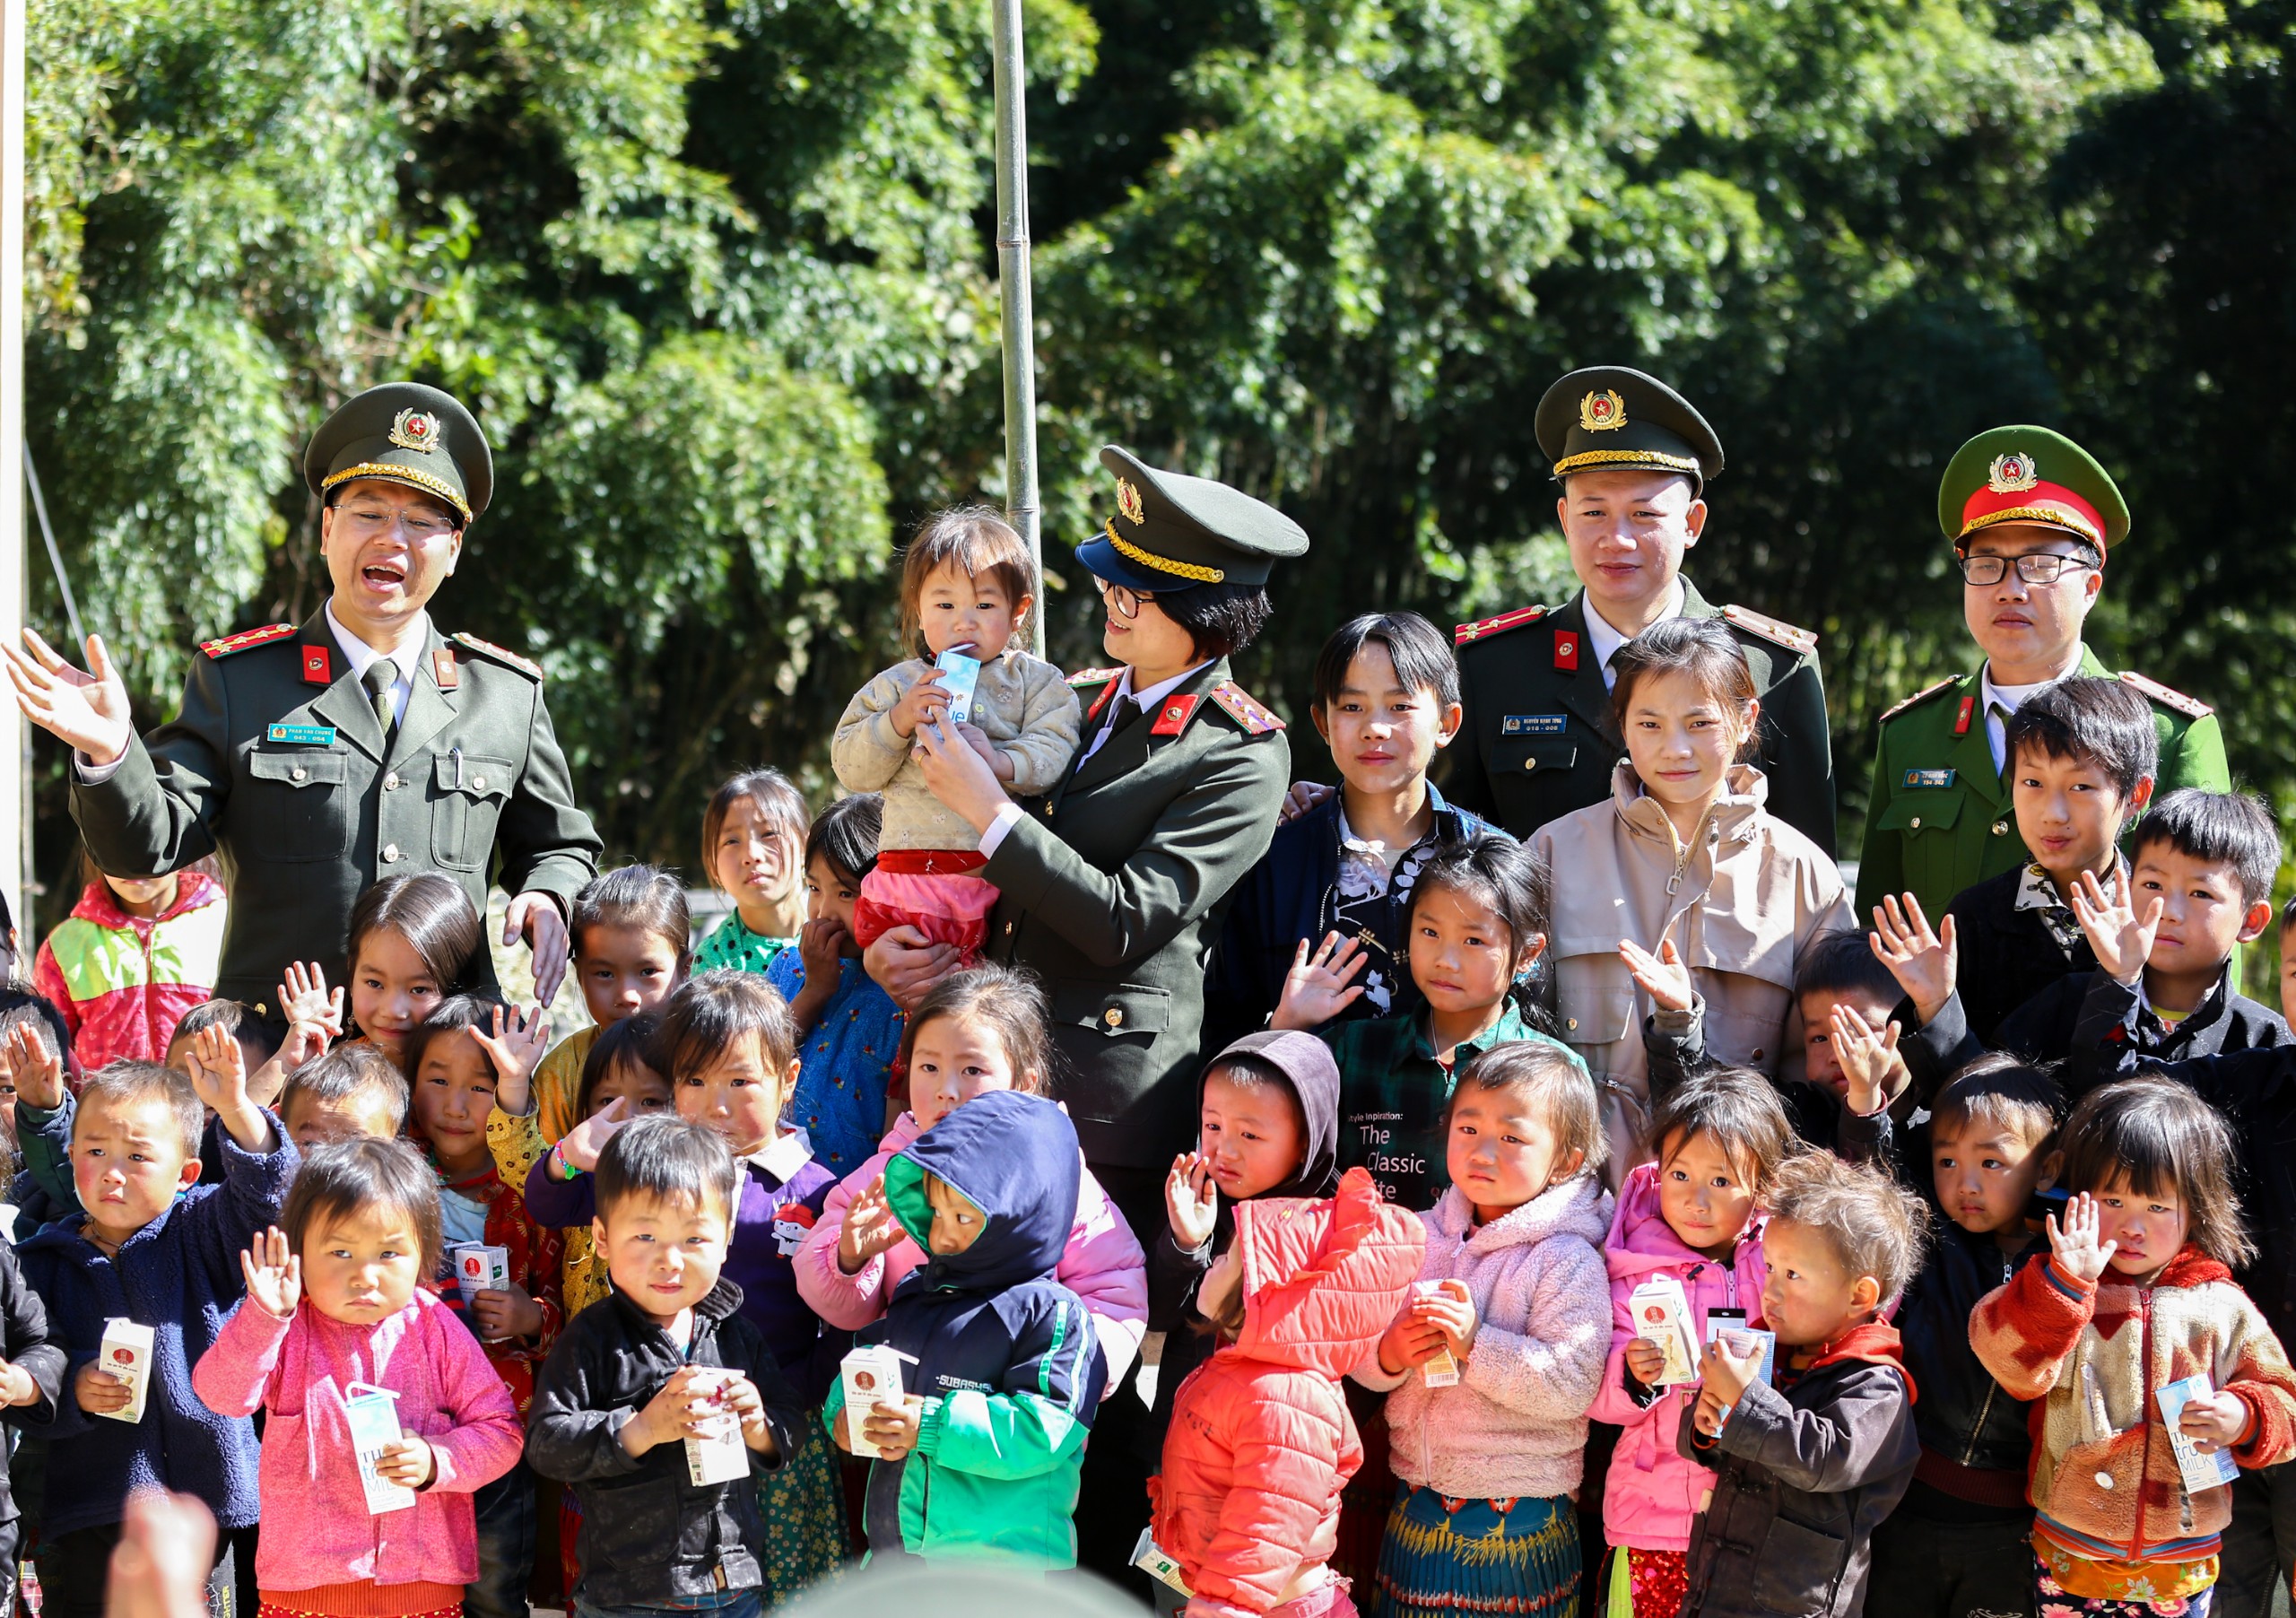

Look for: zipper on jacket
[2129,1290,2153,1560]
[1961,1383,2000,1466]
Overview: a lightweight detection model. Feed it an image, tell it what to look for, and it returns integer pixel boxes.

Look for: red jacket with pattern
[1149,1168,1425,1616]
[34,873,224,1071]
[1971,1244,2296,1565]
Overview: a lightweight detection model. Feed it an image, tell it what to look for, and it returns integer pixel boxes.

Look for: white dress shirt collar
[1582,579,1685,691]
[324,601,430,724]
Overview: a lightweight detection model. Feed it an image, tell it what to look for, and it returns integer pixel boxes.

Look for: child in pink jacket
[1587,1067,1794,1618]
[193,1139,523,1618]
[793,966,1149,1379]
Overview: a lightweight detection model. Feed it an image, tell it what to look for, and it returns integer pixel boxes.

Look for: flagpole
[989,0,1042,656]
[0,0,29,936]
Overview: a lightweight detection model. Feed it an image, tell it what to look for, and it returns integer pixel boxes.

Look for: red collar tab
[300,645,333,687]
[1086,681,1121,723]
[1150,694,1201,737]
[1553,629,1580,671]
[1954,694,1975,735]
[432,647,459,691]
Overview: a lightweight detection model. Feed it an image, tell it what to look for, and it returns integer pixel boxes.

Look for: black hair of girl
[576,1012,667,1120]
[345,874,484,998]
[2058,1074,2254,1268]
[891,963,1055,1096]
[1646,1066,1794,1196]
[400,992,509,1082]
[1605,616,1760,761]
[1405,832,1556,1030]
[571,864,693,972]
[1448,1040,1606,1179]
[1156,580,1274,663]
[654,969,798,1082]
[283,1136,444,1276]
[700,769,809,895]
[899,506,1037,657]
[806,792,883,885]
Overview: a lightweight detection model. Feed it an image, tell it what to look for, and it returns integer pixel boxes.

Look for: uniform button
[1103,1007,1124,1029]
[1909,815,1921,830]
[2095,1471,2115,1490]
[382,843,400,864]
[290,766,307,782]
[384,772,401,790]
[1004,922,1014,936]
[1992,820,2009,836]
[472,774,486,789]
[1752,1048,1765,1062]
[1567,1017,1578,1031]
[1523,759,1537,773]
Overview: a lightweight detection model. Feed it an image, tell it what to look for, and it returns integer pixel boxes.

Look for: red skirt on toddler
[854,854,999,963]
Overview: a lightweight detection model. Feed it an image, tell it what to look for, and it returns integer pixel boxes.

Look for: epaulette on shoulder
[2119,669,2213,721]
[1065,665,1123,689]
[1454,605,1545,647]
[198,623,294,660]
[1721,604,1819,655]
[451,631,544,681]
[1876,678,1958,727]
[1208,681,1284,735]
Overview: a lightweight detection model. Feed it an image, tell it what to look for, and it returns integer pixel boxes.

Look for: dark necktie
[364,661,397,747]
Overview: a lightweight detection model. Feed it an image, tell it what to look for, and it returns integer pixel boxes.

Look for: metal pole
[0,0,29,939]
[989,0,1042,657]
[23,448,87,648]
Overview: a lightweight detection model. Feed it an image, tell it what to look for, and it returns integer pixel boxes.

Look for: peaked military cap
[1075,445,1309,593]
[1937,425,2128,554]
[302,382,492,524]
[1535,366,1725,491]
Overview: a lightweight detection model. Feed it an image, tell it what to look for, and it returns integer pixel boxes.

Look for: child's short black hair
[576,1013,668,1120]
[346,875,483,997]
[1449,1041,1605,1179]
[805,793,883,884]
[1767,1150,1929,1302]
[281,1043,410,1135]
[76,1060,203,1160]
[895,964,1053,1096]
[654,970,797,1082]
[400,992,509,1081]
[1407,834,1551,971]
[595,1114,737,1222]
[171,999,283,1067]
[1930,1053,2060,1150]
[700,769,808,896]
[2002,677,2158,800]
[1793,930,1900,1010]
[1311,613,1459,713]
[1154,580,1274,663]
[572,864,693,971]
[283,1136,442,1271]
[0,990,72,1073]
[1648,1066,1795,1196]
[2132,788,2280,908]
[2060,1074,2252,1267]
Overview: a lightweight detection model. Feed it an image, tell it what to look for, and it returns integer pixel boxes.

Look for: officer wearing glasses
[1853,425,2227,920]
[4,382,602,1005]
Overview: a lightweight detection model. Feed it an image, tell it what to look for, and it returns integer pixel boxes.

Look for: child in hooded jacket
[34,855,224,1070]
[1589,1067,1794,1618]
[1359,1041,1613,1618]
[829,1088,1109,1570]
[1152,1165,1426,1618]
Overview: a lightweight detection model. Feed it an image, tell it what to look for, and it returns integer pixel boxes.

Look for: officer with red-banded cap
[4,381,603,1006]
[1443,366,1837,849]
[1853,424,2228,921]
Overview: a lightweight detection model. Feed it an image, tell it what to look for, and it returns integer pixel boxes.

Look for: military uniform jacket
[1445,578,1835,855]
[982,657,1288,1171]
[1852,648,2230,919]
[68,611,603,1002]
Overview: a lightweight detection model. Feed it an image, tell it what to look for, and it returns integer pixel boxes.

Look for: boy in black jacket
[1846,1057,2061,1618]
[527,1118,806,1614]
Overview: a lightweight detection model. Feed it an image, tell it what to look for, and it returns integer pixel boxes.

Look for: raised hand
[557,1097,631,1174]
[1271,932,1369,1031]
[837,1175,909,1274]
[186,1024,268,1150]
[1869,893,1958,1023]
[1619,937,1694,1014]
[1165,1153,1218,1252]
[1828,1002,1905,1118]
[3,630,135,766]
[2047,1190,2119,1284]
[2070,867,2160,987]
[240,1226,302,1319]
[1,1021,65,1112]
[468,1004,551,1118]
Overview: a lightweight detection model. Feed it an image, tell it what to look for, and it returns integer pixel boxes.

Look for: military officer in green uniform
[4,382,603,1005]
[1444,366,1838,852]
[1853,425,2229,920]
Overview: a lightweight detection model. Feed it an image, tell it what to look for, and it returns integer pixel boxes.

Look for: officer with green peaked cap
[1442,365,1838,851]
[1854,424,2228,921]
[5,381,602,1006]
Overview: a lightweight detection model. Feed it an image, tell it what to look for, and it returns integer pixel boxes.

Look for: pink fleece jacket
[1587,1161,1770,1553]
[794,1108,1151,1381]
[192,1286,524,1592]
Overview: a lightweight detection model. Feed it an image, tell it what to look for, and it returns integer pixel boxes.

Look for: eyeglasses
[336,504,463,544]
[1091,574,1156,621]
[1956,551,2097,587]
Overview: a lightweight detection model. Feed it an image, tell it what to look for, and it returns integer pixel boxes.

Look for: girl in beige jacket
[1529,617,1851,1179]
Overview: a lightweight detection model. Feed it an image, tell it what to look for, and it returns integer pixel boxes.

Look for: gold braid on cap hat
[1104,524,1226,584]
[1552,448,1701,478]
[321,461,472,520]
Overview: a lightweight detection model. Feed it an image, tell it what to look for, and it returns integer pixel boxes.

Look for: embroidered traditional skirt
[1377,1483,1582,1618]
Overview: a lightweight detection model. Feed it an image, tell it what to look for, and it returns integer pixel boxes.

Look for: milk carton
[2160,1374,2240,1495]
[1130,1527,1193,1596]
[1414,1280,1464,1387]
[452,1243,511,1335]
[344,1384,417,1514]
[683,1370,750,1487]
[95,1319,153,1423]
[933,648,982,726]
[1628,1276,1699,1387]
[839,1344,908,1461]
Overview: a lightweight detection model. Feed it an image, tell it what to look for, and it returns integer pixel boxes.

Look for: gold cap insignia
[389,408,444,456]
[1116,477,1146,526]
[1987,451,2039,494]
[1578,389,1628,433]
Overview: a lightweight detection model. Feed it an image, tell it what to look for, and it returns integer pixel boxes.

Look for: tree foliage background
[25,0,2296,922]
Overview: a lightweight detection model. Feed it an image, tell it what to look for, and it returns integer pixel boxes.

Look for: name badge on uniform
[1902,768,1956,789]
[1501,715,1570,736]
[266,724,337,747]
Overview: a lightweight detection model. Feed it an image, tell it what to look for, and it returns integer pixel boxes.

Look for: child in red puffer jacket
[1150,1166,1424,1618]
[34,855,224,1070]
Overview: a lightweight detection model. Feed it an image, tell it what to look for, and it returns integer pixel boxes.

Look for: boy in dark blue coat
[828,1089,1107,1570]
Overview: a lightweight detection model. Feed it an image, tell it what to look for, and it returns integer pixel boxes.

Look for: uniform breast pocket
[242,749,351,863]
[431,754,514,871]
[1485,735,1581,825]
[1874,791,1968,903]
[1048,979,1170,1120]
